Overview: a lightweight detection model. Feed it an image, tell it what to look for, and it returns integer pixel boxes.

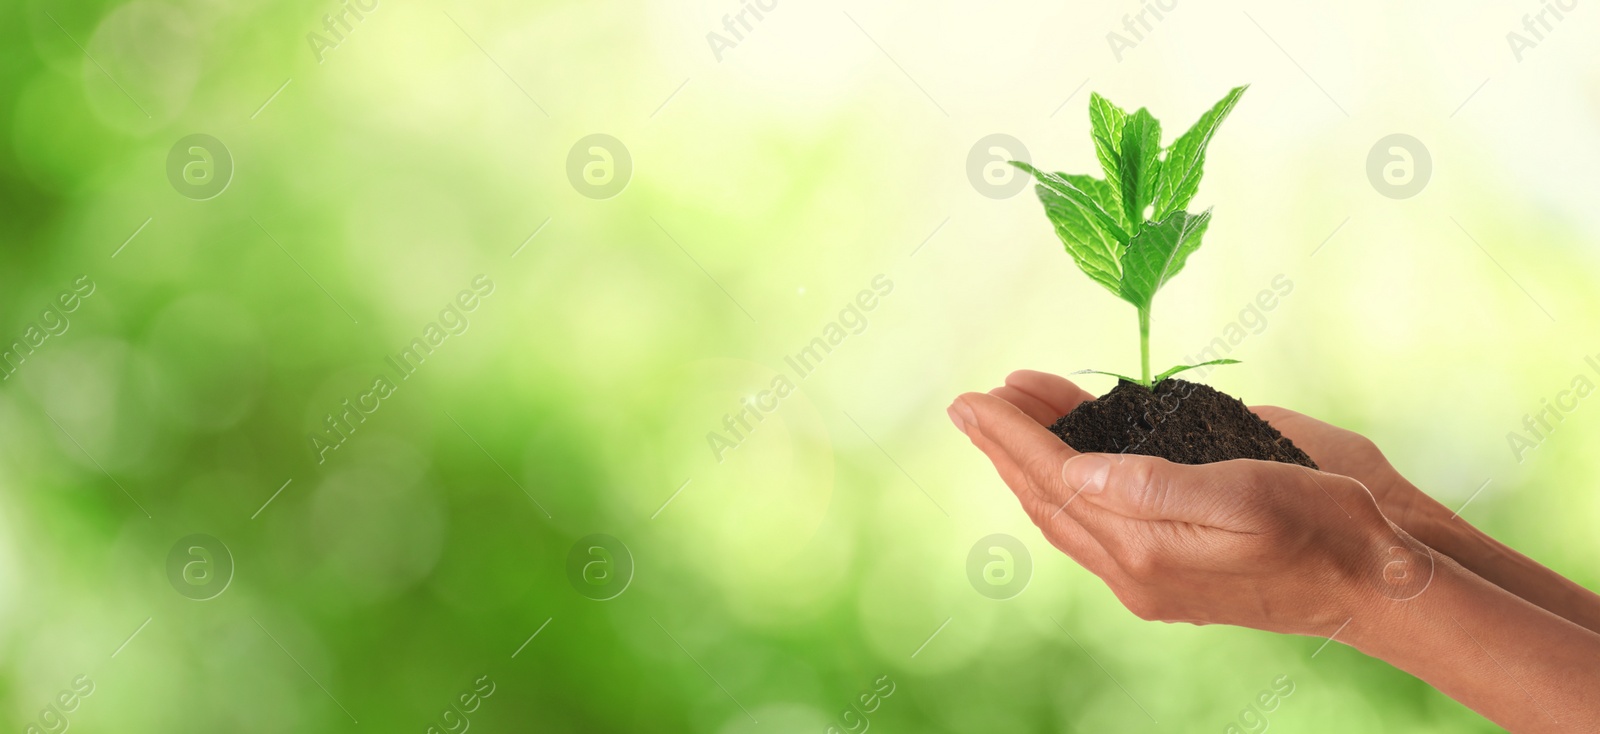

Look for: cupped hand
[983,370,1446,545]
[1249,405,1450,540]
[951,371,1427,636]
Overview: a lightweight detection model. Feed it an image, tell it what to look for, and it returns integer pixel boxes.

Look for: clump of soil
[1050,378,1317,468]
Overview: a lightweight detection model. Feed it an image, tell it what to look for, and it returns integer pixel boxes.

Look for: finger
[988,385,1061,426]
[1062,452,1242,528]
[955,392,1081,501]
[954,393,1124,575]
[962,396,1157,551]
[963,418,1124,580]
[958,405,1037,501]
[1004,370,1095,417]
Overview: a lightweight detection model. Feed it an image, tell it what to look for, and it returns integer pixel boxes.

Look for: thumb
[1062,453,1230,526]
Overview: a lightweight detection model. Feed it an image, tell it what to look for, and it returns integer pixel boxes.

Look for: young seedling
[1013,86,1247,388]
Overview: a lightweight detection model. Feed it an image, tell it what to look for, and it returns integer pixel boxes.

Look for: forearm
[1346,554,1600,733]
[1402,486,1600,635]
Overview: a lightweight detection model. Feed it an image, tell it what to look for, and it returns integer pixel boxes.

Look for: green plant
[1013,86,1248,388]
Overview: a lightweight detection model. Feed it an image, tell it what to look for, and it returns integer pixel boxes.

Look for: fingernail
[947,399,975,435]
[1063,454,1112,494]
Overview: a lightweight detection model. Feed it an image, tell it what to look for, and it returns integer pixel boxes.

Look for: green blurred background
[3,0,1598,731]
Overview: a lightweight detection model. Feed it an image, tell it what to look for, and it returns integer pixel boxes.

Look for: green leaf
[1118,209,1212,308]
[1014,163,1129,242]
[1054,172,1130,232]
[1072,369,1143,384]
[1116,108,1162,232]
[1012,162,1127,296]
[1088,93,1128,209]
[1152,359,1240,383]
[1152,86,1247,222]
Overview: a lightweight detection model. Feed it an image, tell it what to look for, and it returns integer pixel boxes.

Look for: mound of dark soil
[1049,378,1317,468]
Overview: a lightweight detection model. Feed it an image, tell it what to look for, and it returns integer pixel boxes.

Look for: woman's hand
[1249,405,1444,537]
[949,372,1426,636]
[1249,404,1600,635]
[954,370,1600,733]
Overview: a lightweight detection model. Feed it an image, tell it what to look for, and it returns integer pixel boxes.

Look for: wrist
[1328,515,1440,645]
[1338,549,1600,732]
[1386,475,1469,551]
[1341,543,1458,659]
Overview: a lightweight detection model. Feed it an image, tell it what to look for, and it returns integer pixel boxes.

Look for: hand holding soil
[952,370,1600,733]
[952,370,1402,636]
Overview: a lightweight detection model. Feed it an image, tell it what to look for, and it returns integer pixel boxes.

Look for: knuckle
[1324,473,1374,505]
[1352,434,1383,459]
[1231,459,1275,488]
[1118,544,1163,580]
[1034,450,1077,496]
[1226,461,1286,505]
[1120,591,1162,622]
[1117,459,1163,510]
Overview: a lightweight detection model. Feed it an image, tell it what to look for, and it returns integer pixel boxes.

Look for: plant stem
[1138,306,1152,388]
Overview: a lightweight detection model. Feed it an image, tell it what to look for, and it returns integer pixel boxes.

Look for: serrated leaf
[1117,109,1162,232]
[1014,163,1129,243]
[1035,187,1123,295]
[1013,162,1127,297]
[1152,86,1246,222]
[1118,209,1212,308]
[1089,93,1128,208]
[1152,359,1240,383]
[1054,172,1130,232]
